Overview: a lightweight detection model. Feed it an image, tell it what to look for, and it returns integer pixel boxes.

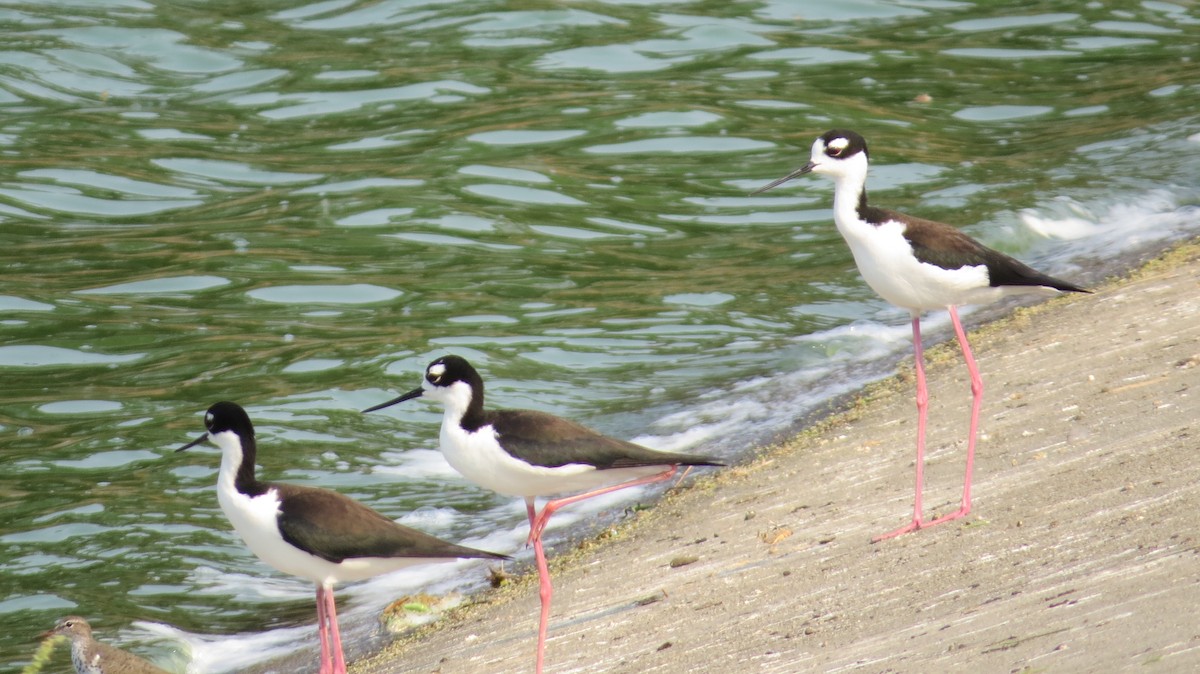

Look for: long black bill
[176,433,209,453]
[362,386,425,414]
[750,161,816,195]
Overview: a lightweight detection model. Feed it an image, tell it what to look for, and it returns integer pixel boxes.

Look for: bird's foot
[921,504,970,528]
[871,519,922,543]
[871,505,971,543]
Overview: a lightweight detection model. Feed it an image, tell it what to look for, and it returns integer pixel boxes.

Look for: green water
[2,0,1198,670]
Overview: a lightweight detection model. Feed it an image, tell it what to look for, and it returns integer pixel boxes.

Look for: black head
[423,355,481,389]
[362,354,484,414]
[752,128,871,194]
[177,401,255,452]
[817,129,869,161]
[202,401,254,435]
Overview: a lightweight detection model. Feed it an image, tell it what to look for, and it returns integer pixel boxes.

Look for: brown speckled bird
[41,616,171,674]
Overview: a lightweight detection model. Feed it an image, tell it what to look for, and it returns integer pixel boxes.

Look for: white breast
[216,483,313,580]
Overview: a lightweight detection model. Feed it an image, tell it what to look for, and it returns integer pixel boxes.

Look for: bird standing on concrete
[364,355,723,673]
[754,129,1089,542]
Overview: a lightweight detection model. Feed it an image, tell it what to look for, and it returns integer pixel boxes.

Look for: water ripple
[153,159,322,186]
[294,178,423,195]
[584,136,773,154]
[466,9,624,33]
[0,296,54,312]
[748,47,873,66]
[943,48,1078,59]
[230,80,491,119]
[463,184,587,206]
[246,284,404,305]
[0,186,204,217]
[459,165,552,183]
[75,276,230,295]
[0,345,145,367]
[466,130,585,146]
[537,45,683,73]
[615,111,722,128]
[947,13,1078,32]
[953,105,1055,122]
[20,169,199,197]
[36,26,243,74]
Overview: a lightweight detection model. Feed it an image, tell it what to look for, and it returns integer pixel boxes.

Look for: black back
[488,408,725,470]
[274,485,506,564]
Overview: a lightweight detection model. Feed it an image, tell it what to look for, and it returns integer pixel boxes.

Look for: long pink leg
[873,314,929,542]
[527,466,679,674]
[530,467,678,541]
[923,305,979,525]
[316,586,332,674]
[531,527,553,674]
[324,583,347,674]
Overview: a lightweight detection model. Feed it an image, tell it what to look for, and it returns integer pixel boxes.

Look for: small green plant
[21,634,63,674]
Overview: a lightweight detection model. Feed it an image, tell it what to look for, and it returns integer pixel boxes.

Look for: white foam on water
[373,448,464,482]
[1017,189,1199,263]
[152,619,311,674]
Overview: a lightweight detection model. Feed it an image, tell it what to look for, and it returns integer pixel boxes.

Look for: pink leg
[874,307,982,542]
[525,497,538,547]
[316,586,332,674]
[530,467,678,541]
[531,528,552,674]
[873,314,929,542]
[923,305,979,525]
[527,466,679,674]
[324,584,347,674]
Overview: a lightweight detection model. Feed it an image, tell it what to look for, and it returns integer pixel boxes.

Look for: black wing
[889,209,1089,293]
[274,484,508,564]
[489,409,724,470]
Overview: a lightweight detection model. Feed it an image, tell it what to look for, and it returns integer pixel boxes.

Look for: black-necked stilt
[40,616,171,674]
[176,401,508,674]
[754,129,1089,542]
[363,355,723,674]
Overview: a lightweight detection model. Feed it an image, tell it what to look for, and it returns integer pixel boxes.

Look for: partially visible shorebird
[363,355,724,674]
[40,616,171,674]
[177,401,508,674]
[753,129,1089,542]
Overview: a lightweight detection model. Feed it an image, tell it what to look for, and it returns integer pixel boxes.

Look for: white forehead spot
[828,137,849,152]
[205,411,213,424]
[429,363,446,378]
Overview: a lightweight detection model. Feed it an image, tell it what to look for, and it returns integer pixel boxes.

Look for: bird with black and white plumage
[754,129,1089,542]
[363,354,723,674]
[177,401,508,674]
